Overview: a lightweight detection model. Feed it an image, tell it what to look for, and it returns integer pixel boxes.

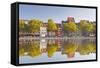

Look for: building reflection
[19,39,96,58]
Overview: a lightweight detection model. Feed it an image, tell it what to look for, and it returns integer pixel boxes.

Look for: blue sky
[19,4,96,23]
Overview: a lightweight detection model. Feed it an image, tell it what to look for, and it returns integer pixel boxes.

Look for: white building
[40,27,47,37]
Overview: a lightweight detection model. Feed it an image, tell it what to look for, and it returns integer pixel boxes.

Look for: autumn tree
[85,22,95,33]
[63,22,78,36]
[19,20,25,32]
[24,24,30,32]
[28,19,42,33]
[79,20,95,36]
[63,22,77,32]
[47,19,57,31]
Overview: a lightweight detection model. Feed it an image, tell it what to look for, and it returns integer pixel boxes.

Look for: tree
[79,20,89,29]
[47,19,57,31]
[28,19,42,33]
[19,20,25,32]
[79,20,95,36]
[24,24,30,32]
[63,22,77,32]
[85,23,95,33]
[63,22,78,36]
[80,20,94,32]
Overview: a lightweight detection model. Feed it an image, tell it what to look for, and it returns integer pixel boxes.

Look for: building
[46,23,62,37]
[62,16,75,23]
[67,16,75,23]
[62,17,76,36]
[56,24,62,37]
[40,24,47,37]
[40,27,47,37]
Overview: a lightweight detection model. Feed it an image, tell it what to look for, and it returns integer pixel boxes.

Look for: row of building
[19,16,96,37]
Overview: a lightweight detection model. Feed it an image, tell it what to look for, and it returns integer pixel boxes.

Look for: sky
[19,4,96,23]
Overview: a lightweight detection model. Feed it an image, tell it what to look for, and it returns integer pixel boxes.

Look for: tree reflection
[47,43,58,57]
[19,43,25,56]
[19,39,96,58]
[19,40,41,57]
[62,39,79,58]
[78,39,96,55]
[28,41,41,57]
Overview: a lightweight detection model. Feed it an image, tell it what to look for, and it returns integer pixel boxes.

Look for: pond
[19,38,96,64]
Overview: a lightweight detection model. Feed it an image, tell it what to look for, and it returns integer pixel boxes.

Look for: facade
[56,24,62,37]
[62,16,75,23]
[48,23,62,37]
[40,27,47,37]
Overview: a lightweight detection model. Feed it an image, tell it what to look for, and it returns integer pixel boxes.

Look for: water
[19,38,96,64]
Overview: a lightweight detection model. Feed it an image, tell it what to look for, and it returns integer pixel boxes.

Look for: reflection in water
[62,39,96,58]
[62,39,79,58]
[19,39,96,64]
[78,39,96,55]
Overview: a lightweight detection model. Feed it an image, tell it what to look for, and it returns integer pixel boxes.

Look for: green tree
[79,20,89,28]
[47,19,57,31]
[28,19,42,33]
[63,22,78,36]
[86,23,95,32]
[63,22,77,32]
[24,24,29,32]
[79,20,95,36]
[19,20,25,32]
